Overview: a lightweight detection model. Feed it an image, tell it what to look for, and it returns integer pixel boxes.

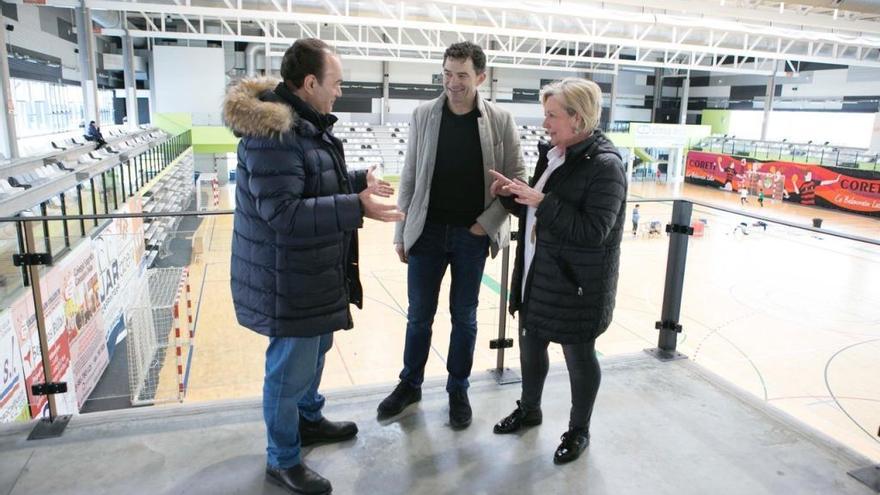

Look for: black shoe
[448,389,472,429]
[266,463,332,494]
[493,400,542,434]
[299,416,358,447]
[377,381,421,418]
[553,427,590,465]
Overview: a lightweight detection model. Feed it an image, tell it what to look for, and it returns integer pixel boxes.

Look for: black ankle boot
[299,416,358,447]
[266,463,332,494]
[377,381,421,418]
[493,400,542,434]
[448,389,472,429]
[553,427,590,464]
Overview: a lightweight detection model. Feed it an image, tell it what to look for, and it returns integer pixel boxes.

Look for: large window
[11,78,115,138]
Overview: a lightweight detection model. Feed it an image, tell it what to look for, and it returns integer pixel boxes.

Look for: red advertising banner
[44,241,106,410]
[686,151,880,215]
[12,241,106,417]
[11,291,76,417]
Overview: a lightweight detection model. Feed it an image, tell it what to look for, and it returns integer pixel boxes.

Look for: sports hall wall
[4,2,880,130]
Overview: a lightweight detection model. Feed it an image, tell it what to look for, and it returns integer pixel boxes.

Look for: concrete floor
[164,180,880,463]
[0,353,875,495]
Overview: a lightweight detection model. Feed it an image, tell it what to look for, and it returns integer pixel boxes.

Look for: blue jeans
[400,222,490,393]
[263,333,333,469]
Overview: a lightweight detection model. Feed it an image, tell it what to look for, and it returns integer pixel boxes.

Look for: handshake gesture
[359,165,405,222]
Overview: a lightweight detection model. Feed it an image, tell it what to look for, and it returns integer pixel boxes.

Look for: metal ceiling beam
[578,0,880,34]
[33,0,880,75]
[100,26,800,76]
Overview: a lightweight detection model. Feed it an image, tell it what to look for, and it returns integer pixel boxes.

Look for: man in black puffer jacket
[223,39,403,495]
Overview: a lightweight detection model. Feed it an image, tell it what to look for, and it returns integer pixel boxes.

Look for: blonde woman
[489,78,627,464]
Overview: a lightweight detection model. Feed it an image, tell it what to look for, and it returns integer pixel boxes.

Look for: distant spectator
[631,204,640,236]
[86,121,107,150]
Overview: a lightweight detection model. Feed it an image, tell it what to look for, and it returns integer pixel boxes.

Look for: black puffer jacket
[503,131,627,344]
[223,78,367,337]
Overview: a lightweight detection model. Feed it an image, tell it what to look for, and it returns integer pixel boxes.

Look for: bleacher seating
[0,179,22,200]
[0,126,170,215]
[333,121,548,176]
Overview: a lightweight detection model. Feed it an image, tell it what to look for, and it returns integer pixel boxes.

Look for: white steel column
[608,71,618,128]
[761,62,779,141]
[651,67,663,123]
[123,32,139,128]
[0,22,19,159]
[678,71,690,125]
[76,5,100,126]
[380,60,389,125]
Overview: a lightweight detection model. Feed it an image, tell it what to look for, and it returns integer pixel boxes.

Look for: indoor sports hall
[0,1,878,493]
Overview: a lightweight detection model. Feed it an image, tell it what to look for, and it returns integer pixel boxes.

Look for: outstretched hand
[366,165,394,197]
[360,165,404,222]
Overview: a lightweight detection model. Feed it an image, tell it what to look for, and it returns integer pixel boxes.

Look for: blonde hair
[540,77,602,134]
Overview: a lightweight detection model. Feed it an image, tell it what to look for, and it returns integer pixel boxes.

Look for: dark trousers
[518,315,601,430]
[400,222,490,392]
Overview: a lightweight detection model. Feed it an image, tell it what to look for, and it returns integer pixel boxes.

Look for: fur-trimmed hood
[223,77,295,138]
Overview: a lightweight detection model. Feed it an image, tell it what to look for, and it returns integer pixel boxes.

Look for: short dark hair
[443,41,486,74]
[89,121,95,125]
[280,38,333,89]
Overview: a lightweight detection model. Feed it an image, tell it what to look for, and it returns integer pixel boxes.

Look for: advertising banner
[11,289,77,417]
[92,197,146,359]
[686,151,880,215]
[40,241,106,410]
[0,309,29,423]
[13,239,108,415]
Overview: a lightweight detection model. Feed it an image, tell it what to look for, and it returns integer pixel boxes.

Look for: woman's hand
[488,169,513,197]
[503,178,545,208]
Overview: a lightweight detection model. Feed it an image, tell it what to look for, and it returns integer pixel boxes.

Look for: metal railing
[1,195,877,489]
[692,136,880,171]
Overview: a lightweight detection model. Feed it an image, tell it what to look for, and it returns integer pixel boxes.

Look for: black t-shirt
[426,104,485,227]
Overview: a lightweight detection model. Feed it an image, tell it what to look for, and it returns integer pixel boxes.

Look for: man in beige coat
[378,41,525,428]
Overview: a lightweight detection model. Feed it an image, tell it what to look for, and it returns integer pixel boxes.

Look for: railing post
[16,219,71,439]
[490,233,520,385]
[849,463,880,492]
[646,200,692,361]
